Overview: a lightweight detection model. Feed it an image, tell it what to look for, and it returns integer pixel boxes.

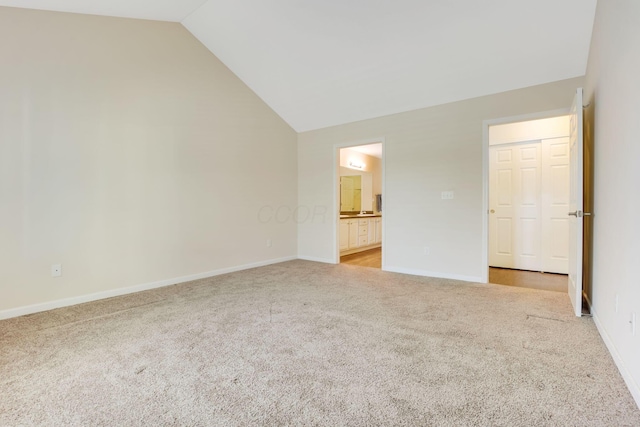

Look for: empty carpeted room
[1,1,639,425]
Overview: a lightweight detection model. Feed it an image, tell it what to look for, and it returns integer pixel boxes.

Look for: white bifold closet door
[489,138,570,274]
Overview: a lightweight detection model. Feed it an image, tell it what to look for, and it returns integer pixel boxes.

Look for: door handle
[568,210,583,217]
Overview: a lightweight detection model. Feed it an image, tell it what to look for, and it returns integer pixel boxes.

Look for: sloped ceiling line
[0,0,598,131]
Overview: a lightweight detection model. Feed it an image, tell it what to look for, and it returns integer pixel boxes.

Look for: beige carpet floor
[1,260,639,426]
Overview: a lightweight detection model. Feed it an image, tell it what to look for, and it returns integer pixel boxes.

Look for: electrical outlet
[423,246,430,255]
[51,264,62,278]
[266,239,272,247]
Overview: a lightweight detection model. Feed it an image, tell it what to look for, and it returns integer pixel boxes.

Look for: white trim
[333,137,386,265]
[592,311,640,409]
[490,138,545,148]
[297,255,337,264]
[383,266,482,283]
[381,141,386,270]
[0,256,296,321]
[481,108,571,284]
[482,118,490,283]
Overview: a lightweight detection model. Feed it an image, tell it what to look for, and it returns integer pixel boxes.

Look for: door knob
[568,210,583,217]
[490,209,495,213]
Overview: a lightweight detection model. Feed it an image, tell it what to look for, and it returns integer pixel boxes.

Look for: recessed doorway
[485,114,571,291]
[336,142,383,269]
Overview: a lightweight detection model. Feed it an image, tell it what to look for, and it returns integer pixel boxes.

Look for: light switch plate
[441,191,454,200]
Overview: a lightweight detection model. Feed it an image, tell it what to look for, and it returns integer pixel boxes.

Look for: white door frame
[481,109,569,283]
[568,88,585,317]
[333,137,386,267]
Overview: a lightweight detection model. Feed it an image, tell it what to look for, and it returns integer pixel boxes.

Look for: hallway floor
[341,249,568,293]
[489,267,568,293]
[340,247,381,269]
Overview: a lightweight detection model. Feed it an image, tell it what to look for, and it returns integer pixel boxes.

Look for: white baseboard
[297,256,337,264]
[383,265,482,283]
[0,256,297,321]
[592,310,640,409]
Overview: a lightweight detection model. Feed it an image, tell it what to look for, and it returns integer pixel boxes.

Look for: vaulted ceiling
[1,0,598,132]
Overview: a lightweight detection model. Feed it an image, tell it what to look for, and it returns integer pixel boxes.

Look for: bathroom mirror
[340,173,373,213]
[340,175,361,212]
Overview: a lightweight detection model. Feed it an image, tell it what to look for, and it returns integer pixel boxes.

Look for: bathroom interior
[338,143,383,268]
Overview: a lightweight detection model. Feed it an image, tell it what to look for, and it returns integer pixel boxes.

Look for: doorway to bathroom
[335,142,384,269]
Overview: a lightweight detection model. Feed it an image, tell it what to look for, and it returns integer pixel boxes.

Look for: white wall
[298,77,583,278]
[489,115,570,146]
[0,7,298,316]
[584,0,640,406]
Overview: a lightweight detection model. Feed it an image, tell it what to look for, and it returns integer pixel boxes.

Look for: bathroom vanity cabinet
[339,216,381,255]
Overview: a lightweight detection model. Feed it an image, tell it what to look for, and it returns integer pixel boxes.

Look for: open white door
[568,88,584,317]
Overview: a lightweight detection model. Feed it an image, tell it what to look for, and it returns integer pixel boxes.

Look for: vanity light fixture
[348,160,365,170]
